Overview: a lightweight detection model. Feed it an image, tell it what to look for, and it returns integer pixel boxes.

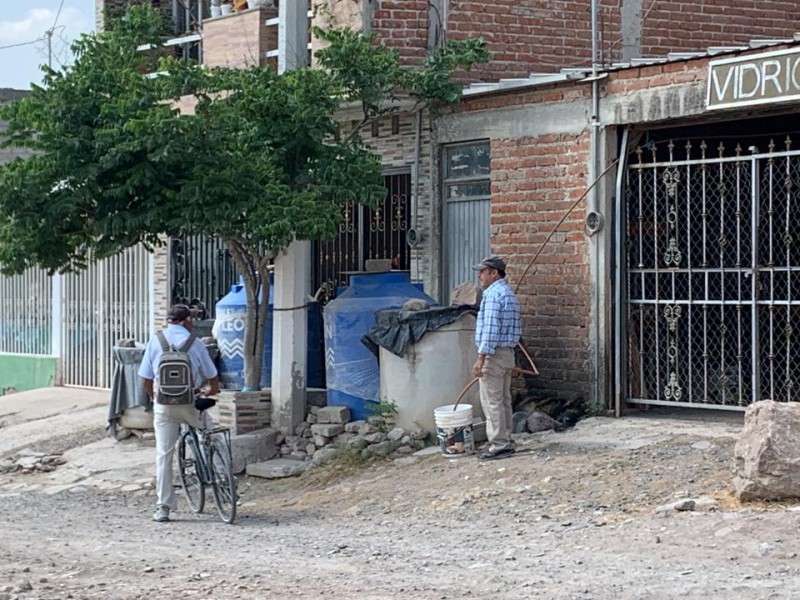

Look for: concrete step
[230,427,279,474]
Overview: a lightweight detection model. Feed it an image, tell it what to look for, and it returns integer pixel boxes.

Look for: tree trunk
[242,276,260,390]
[224,237,266,391]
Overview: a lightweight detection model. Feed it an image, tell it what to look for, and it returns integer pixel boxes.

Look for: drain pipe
[412,108,422,283]
[589,0,604,411]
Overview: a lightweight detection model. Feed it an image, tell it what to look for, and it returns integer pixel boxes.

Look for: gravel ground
[2,414,800,600]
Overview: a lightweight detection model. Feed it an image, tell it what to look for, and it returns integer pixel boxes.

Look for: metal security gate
[624,139,800,409]
[170,235,237,318]
[314,171,412,302]
[61,246,152,388]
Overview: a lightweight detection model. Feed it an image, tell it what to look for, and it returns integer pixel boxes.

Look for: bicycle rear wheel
[178,428,205,513]
[209,436,237,524]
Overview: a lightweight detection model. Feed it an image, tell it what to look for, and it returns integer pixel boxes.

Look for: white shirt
[138,324,218,389]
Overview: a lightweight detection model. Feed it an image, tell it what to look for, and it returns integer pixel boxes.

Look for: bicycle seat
[194,396,217,412]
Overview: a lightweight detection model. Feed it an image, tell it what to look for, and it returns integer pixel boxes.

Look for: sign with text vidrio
[707,46,800,110]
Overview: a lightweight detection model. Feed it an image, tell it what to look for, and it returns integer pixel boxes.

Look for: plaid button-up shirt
[475,278,522,355]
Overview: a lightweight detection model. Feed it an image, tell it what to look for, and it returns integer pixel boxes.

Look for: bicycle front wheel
[209,437,237,524]
[178,429,205,513]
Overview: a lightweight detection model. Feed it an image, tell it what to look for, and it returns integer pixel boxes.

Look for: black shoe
[478,446,516,461]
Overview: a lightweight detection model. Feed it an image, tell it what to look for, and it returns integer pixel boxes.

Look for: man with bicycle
[139,304,220,523]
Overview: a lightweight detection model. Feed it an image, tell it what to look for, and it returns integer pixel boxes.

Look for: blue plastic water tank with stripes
[215,275,324,390]
[323,272,435,420]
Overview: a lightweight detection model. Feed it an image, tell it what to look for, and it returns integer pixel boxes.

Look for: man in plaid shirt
[472,256,522,460]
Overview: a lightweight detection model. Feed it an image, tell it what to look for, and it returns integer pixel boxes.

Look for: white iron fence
[0,268,52,355]
[0,246,153,389]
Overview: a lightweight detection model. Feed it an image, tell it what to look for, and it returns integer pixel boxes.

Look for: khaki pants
[154,403,206,510]
[478,347,515,450]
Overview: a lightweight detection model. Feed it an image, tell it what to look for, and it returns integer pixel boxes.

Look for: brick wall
[364,0,800,82]
[490,132,592,402]
[639,1,800,58]
[372,0,429,62]
[447,0,618,79]
[203,7,277,69]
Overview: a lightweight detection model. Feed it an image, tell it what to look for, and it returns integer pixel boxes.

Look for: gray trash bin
[107,344,153,437]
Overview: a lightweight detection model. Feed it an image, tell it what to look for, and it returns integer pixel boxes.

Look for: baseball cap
[472,256,506,272]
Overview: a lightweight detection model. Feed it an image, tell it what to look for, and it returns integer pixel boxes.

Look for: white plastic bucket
[434,404,475,457]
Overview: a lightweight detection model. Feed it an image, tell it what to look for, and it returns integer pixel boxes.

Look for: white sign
[707,46,800,110]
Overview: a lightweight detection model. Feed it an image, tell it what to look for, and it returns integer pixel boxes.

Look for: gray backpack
[155,332,196,405]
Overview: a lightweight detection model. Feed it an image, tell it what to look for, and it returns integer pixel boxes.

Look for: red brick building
[103,0,800,413]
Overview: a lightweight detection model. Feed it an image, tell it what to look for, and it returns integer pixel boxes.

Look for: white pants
[154,403,206,510]
[478,347,515,451]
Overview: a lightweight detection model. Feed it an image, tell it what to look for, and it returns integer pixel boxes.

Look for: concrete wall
[0,354,58,395]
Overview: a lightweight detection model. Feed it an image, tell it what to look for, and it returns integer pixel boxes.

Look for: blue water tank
[324,272,436,420]
[215,276,324,390]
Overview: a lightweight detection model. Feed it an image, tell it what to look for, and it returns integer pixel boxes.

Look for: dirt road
[2,409,800,600]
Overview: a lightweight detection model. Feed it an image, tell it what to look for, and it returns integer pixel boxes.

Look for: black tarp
[362,305,477,358]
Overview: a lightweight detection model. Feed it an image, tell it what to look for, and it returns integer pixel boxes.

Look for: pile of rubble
[276,405,431,464]
[0,449,66,474]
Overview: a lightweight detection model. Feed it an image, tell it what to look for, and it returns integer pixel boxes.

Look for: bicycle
[176,398,238,524]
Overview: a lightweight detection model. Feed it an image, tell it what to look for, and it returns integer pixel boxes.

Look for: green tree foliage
[0,5,489,388]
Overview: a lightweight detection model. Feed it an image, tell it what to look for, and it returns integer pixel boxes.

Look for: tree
[0,5,489,389]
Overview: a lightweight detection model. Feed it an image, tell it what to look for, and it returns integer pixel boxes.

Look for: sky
[0,1,95,90]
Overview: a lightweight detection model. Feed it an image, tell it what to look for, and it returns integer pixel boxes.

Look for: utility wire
[0,39,43,51]
[51,0,66,31]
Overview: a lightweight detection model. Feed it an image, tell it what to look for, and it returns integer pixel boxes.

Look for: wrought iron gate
[624,139,800,409]
[170,235,237,318]
[313,171,411,301]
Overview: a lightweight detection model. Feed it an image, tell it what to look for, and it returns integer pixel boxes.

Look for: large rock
[733,400,800,501]
[246,458,309,479]
[450,281,482,306]
[527,410,560,433]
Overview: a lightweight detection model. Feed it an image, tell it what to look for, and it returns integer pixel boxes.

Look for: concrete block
[365,258,391,272]
[230,428,279,474]
[311,423,344,437]
[317,406,350,424]
[216,391,272,434]
[307,388,327,408]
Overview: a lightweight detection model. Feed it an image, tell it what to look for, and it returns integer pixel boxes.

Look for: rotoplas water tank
[323,271,435,420]
[215,276,324,390]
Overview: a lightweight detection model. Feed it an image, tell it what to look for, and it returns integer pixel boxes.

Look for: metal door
[314,171,412,302]
[443,142,491,298]
[624,139,800,409]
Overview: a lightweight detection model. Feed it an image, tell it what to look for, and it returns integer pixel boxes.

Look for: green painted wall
[0,353,57,395]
